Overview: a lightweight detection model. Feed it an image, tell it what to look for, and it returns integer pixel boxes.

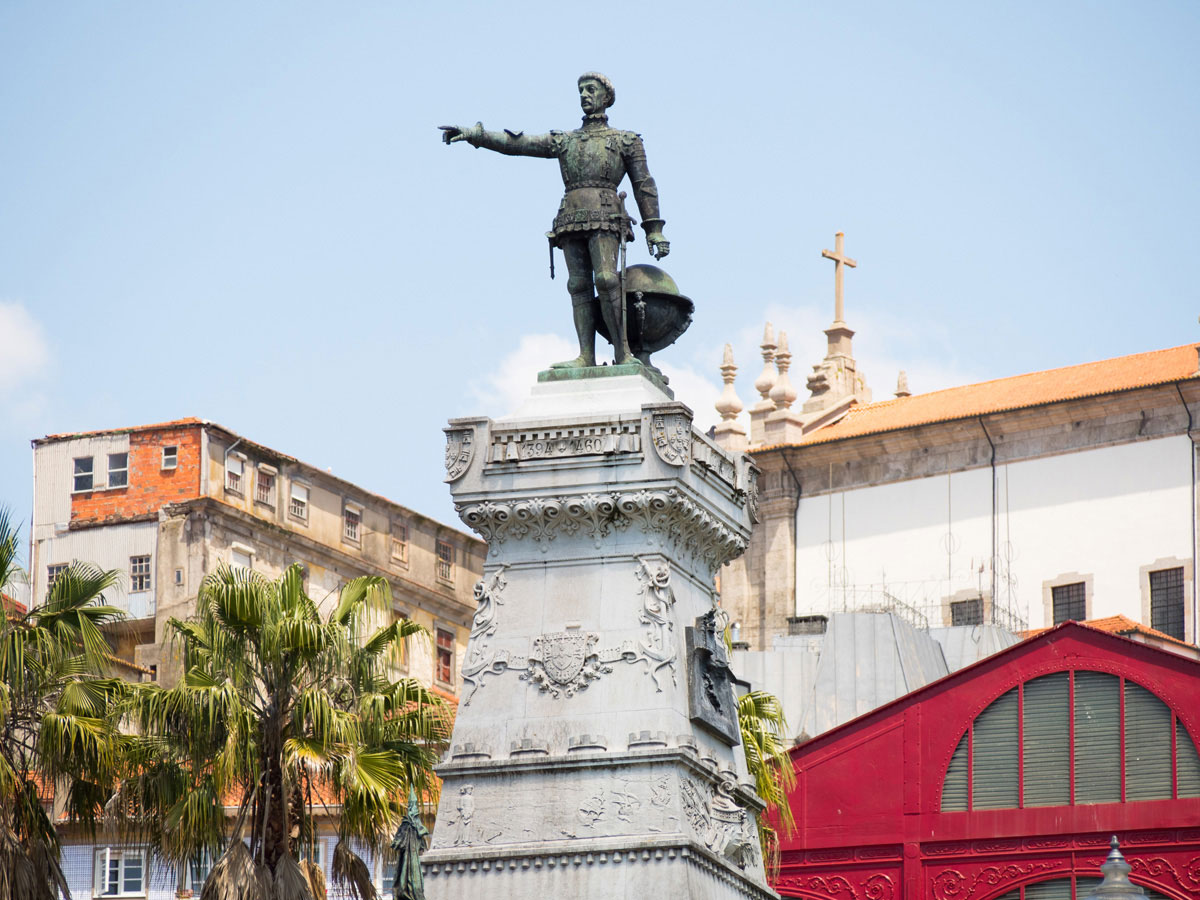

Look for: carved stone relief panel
[685,609,740,746]
[430,769,684,850]
[651,412,693,466]
[458,557,680,706]
[681,773,760,871]
[444,428,476,481]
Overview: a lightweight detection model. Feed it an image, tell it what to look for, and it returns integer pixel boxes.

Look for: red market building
[774,622,1200,900]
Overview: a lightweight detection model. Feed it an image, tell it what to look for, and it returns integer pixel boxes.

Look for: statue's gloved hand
[438,122,483,145]
[646,234,670,260]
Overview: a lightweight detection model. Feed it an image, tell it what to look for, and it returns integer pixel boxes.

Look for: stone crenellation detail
[456,488,748,572]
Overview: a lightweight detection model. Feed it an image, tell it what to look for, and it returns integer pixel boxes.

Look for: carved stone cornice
[455,487,748,572]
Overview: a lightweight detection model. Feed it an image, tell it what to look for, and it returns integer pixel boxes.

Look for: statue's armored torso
[548,123,641,246]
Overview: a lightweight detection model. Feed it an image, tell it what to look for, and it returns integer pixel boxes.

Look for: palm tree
[0,507,128,900]
[738,688,797,874]
[121,562,451,900]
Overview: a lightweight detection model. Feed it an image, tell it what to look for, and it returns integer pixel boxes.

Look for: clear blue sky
[2,1,1198,559]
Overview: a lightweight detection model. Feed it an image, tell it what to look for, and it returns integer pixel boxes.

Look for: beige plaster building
[30,418,483,697]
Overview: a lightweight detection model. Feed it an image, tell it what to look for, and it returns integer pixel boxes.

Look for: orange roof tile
[772,343,1200,448]
[38,417,204,443]
[2,592,27,618]
[1020,614,1194,650]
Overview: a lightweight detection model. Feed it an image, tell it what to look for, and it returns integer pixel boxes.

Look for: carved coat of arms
[651,413,692,466]
[523,631,609,697]
[745,463,761,524]
[444,428,475,481]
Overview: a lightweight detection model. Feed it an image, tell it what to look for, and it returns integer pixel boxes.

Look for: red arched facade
[774,623,1200,900]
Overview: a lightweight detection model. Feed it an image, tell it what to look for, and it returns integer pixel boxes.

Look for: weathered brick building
[30,417,483,695]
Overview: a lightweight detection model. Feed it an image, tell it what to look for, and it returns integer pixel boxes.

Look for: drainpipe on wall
[978,416,998,614]
[222,436,243,487]
[29,440,37,605]
[1174,382,1197,644]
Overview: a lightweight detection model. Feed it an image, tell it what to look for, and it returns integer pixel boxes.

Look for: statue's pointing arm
[624,134,669,260]
[439,122,560,159]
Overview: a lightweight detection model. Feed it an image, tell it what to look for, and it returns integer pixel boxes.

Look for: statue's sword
[619,191,630,361]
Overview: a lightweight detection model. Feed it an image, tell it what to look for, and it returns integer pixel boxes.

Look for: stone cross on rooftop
[821,231,857,324]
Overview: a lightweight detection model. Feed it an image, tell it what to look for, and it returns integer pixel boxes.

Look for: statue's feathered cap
[578,72,615,109]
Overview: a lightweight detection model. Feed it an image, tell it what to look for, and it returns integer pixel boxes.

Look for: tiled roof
[2,592,27,618]
[38,417,204,443]
[1020,614,1194,651]
[770,343,1200,448]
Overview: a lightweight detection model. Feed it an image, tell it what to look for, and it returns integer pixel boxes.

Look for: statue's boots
[549,291,598,369]
[599,286,638,367]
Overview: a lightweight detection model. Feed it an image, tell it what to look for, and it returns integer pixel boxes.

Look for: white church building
[713,233,1199,738]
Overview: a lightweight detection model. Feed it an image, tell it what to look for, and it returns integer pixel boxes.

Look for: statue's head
[578,72,615,114]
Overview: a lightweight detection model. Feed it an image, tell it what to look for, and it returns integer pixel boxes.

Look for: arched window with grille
[941,669,1200,812]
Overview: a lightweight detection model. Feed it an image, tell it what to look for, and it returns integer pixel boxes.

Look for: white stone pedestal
[426,374,775,900]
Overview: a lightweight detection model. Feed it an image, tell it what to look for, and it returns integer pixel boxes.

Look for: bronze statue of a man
[440,72,669,369]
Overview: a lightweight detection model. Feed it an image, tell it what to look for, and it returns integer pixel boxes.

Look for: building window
[73,456,94,492]
[1150,566,1186,641]
[344,505,362,542]
[225,456,244,493]
[174,568,184,586]
[394,611,410,669]
[161,445,178,470]
[380,846,399,894]
[231,548,253,571]
[107,453,129,488]
[185,851,214,893]
[436,627,454,686]
[47,563,67,594]
[1051,582,1086,624]
[436,540,454,584]
[256,470,276,506]
[289,483,309,521]
[950,595,983,626]
[94,847,146,897]
[392,521,409,564]
[130,556,151,592]
[940,669,1200,812]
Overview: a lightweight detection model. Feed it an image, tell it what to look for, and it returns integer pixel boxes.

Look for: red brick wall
[71,425,203,524]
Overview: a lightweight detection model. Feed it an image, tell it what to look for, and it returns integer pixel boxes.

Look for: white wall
[35,520,158,619]
[796,436,1193,632]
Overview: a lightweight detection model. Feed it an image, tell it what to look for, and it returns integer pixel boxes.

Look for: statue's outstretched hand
[439,122,482,145]
[647,235,670,260]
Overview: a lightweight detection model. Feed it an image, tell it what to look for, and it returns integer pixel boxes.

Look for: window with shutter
[1073,671,1121,804]
[1022,672,1070,807]
[1150,566,1186,641]
[1177,720,1200,797]
[972,688,1018,809]
[941,669,1198,813]
[941,732,968,811]
[1050,582,1086,624]
[1124,681,1172,801]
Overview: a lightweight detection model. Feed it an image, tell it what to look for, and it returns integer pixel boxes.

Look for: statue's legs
[589,231,635,366]
[549,238,599,369]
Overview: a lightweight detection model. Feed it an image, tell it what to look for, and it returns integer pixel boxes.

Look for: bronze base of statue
[536,362,674,398]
